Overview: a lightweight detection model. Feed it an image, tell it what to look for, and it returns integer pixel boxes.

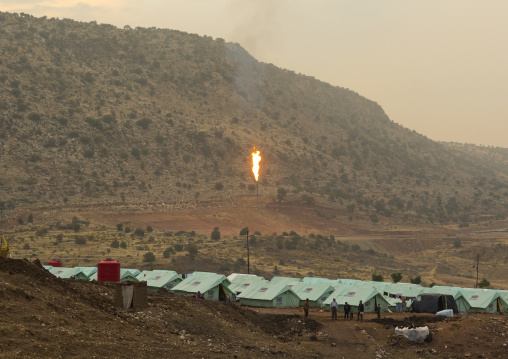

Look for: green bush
[143,252,155,262]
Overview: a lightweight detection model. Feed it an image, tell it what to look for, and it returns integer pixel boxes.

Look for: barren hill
[1,11,508,229]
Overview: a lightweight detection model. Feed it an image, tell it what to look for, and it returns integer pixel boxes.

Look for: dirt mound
[0,257,328,358]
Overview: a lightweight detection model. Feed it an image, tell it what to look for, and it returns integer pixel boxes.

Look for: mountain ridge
[1,11,508,228]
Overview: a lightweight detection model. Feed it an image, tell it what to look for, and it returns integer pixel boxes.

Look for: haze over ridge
[1,0,507,147]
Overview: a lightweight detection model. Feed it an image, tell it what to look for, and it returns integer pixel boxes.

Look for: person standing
[303,298,310,318]
[344,302,351,320]
[401,297,406,312]
[376,304,381,319]
[330,298,338,320]
[357,300,364,321]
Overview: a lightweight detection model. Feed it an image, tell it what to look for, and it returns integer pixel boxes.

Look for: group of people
[184,291,205,300]
[304,298,382,321]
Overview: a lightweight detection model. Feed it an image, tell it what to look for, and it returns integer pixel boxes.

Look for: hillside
[1,11,508,228]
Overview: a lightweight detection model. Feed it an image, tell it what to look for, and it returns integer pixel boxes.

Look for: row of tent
[43,265,507,313]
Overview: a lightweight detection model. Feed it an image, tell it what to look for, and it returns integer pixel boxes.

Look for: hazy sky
[2,0,507,147]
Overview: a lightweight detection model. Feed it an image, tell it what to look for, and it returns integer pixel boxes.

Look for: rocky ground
[0,257,507,358]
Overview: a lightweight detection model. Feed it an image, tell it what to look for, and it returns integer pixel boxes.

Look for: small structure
[144,271,182,292]
[423,286,470,313]
[289,282,335,307]
[227,273,265,282]
[171,272,234,301]
[238,281,300,308]
[49,267,89,280]
[229,279,269,298]
[411,293,459,314]
[114,281,147,310]
[74,266,98,279]
[47,260,62,267]
[323,286,390,312]
[461,288,507,313]
[97,258,120,282]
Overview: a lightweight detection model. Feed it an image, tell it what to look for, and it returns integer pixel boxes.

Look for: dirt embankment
[1,257,507,358]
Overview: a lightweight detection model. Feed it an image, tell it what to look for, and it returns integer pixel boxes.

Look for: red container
[47,260,62,267]
[97,258,120,282]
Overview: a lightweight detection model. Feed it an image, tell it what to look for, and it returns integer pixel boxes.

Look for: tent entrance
[497,298,503,312]
[219,284,228,301]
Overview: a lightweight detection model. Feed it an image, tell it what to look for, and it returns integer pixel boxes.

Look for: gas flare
[252,147,261,181]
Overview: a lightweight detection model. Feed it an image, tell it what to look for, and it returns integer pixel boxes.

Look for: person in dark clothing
[303,298,310,318]
[344,302,351,320]
[330,298,338,320]
[376,304,381,319]
[357,300,364,321]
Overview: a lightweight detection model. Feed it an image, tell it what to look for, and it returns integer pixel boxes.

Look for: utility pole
[246,230,250,274]
[476,254,479,288]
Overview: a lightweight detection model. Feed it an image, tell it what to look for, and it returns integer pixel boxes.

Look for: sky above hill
[2,0,507,147]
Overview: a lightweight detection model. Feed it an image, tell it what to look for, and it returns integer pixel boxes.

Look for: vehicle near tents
[238,281,300,308]
[171,272,234,301]
[411,293,459,314]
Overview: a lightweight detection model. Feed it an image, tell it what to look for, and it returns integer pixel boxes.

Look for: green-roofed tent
[289,282,335,307]
[461,288,507,313]
[336,278,363,285]
[137,270,172,281]
[49,267,89,280]
[422,286,470,313]
[269,276,302,285]
[145,271,182,292]
[238,281,300,308]
[227,273,265,283]
[323,286,390,312]
[302,277,335,284]
[228,279,269,298]
[74,267,98,279]
[171,273,233,301]
[43,265,53,270]
[118,269,139,281]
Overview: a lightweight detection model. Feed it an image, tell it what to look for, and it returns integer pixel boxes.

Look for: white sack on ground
[394,326,429,344]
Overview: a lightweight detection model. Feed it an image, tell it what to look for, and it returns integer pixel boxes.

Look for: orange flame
[252,147,261,181]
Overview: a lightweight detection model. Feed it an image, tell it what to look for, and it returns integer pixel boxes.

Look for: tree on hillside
[186,244,198,259]
[134,228,145,237]
[372,273,384,282]
[239,227,249,236]
[478,278,491,289]
[143,252,155,262]
[211,227,221,240]
[391,272,403,283]
[410,276,422,284]
[277,187,287,202]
